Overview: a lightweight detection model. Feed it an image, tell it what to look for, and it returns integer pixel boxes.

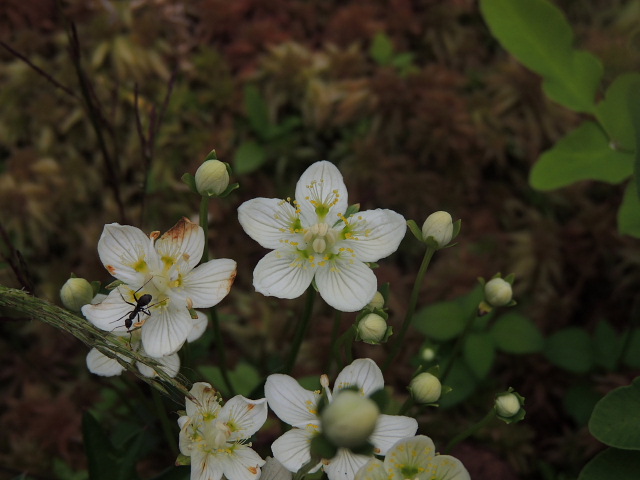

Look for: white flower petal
[81,287,139,334]
[323,449,370,480]
[383,435,435,477]
[314,260,377,312]
[178,417,195,456]
[221,445,265,480]
[342,209,406,262]
[140,304,191,357]
[354,458,387,480]
[187,310,208,343]
[137,352,180,378]
[238,198,300,250]
[253,250,315,300]
[265,374,321,427]
[369,414,418,455]
[260,458,293,480]
[191,449,224,480]
[295,161,348,226]
[333,359,384,396]
[180,259,237,308]
[155,217,204,273]
[86,348,126,376]
[97,224,156,284]
[428,455,471,480]
[186,382,221,418]
[220,396,268,440]
[271,428,318,473]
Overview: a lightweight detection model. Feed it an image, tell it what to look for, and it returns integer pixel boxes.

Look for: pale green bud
[357,313,387,344]
[409,372,442,404]
[368,291,385,310]
[60,277,94,312]
[420,347,436,362]
[421,211,453,248]
[195,159,229,196]
[495,392,521,418]
[484,278,513,307]
[321,390,380,448]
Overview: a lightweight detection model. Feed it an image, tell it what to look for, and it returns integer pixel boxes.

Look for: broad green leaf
[413,301,466,341]
[438,362,478,408]
[544,327,593,374]
[480,0,602,113]
[370,32,394,65]
[530,122,634,190]
[618,181,640,238]
[563,383,601,427]
[592,320,621,371]
[463,333,495,380]
[629,76,640,200]
[233,141,267,176]
[578,447,640,480]
[623,328,640,368]
[490,312,544,354]
[244,85,271,139]
[589,377,640,449]
[595,73,640,151]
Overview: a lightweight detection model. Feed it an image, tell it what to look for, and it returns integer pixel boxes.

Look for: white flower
[178,383,268,480]
[238,161,406,312]
[264,358,418,480]
[355,435,470,480]
[82,218,236,357]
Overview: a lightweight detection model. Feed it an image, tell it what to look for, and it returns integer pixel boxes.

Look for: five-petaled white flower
[238,161,406,312]
[178,383,268,480]
[264,358,418,480]
[82,217,236,357]
[355,435,470,480]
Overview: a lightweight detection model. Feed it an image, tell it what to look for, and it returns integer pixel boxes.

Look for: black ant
[113,278,165,333]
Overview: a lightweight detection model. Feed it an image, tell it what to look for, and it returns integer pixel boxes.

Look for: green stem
[151,387,179,457]
[383,247,435,372]
[284,287,316,374]
[440,312,477,384]
[199,196,210,262]
[327,309,342,373]
[211,307,235,396]
[398,396,415,416]
[444,410,496,454]
[334,326,356,368]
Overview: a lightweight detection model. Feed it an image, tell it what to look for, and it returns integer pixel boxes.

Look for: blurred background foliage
[1,0,640,479]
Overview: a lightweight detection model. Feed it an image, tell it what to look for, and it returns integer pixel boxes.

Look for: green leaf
[198,362,261,398]
[595,73,640,152]
[370,32,394,65]
[592,320,621,371]
[463,332,495,380]
[544,327,593,373]
[413,300,466,341]
[589,377,640,449]
[623,328,640,368]
[490,312,544,354]
[233,141,267,176]
[438,362,478,408]
[480,0,602,113]
[563,383,601,426]
[244,85,271,139]
[579,447,640,480]
[618,181,640,238]
[530,122,634,190]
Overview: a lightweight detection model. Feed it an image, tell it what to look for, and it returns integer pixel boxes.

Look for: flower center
[202,419,232,449]
[304,223,338,254]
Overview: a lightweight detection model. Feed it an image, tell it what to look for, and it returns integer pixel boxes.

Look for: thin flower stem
[444,410,496,454]
[151,387,179,457]
[383,247,435,372]
[440,312,477,384]
[327,309,342,372]
[334,326,356,368]
[284,287,316,374]
[398,396,415,416]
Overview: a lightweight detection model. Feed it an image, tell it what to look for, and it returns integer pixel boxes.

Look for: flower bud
[421,211,453,248]
[420,347,436,362]
[321,390,380,448]
[60,277,94,311]
[484,278,513,307]
[195,159,229,196]
[409,372,442,404]
[495,392,521,418]
[367,291,384,310]
[357,313,388,344]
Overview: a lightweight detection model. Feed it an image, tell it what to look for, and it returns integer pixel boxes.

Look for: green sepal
[504,273,516,284]
[310,434,338,461]
[181,172,198,194]
[349,441,375,457]
[188,307,198,320]
[343,203,361,219]
[175,454,191,466]
[424,236,440,250]
[451,219,462,240]
[216,182,240,198]
[365,262,379,269]
[91,280,102,297]
[105,280,125,290]
[406,219,424,242]
[204,149,218,161]
[495,388,526,424]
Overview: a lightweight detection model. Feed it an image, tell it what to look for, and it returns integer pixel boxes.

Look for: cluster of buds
[355,289,392,345]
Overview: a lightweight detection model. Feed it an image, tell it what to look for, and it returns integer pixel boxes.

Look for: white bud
[420,347,436,362]
[321,390,380,448]
[409,372,442,404]
[60,277,94,311]
[195,159,229,196]
[357,313,388,344]
[421,211,453,248]
[367,291,385,310]
[495,393,520,417]
[484,278,513,307]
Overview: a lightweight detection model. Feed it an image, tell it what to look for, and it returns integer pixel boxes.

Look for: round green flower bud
[60,277,94,312]
[367,291,385,310]
[421,211,453,248]
[357,313,387,344]
[420,347,436,362]
[195,159,229,196]
[495,392,521,417]
[409,372,442,404]
[321,390,380,449]
[484,278,513,307]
